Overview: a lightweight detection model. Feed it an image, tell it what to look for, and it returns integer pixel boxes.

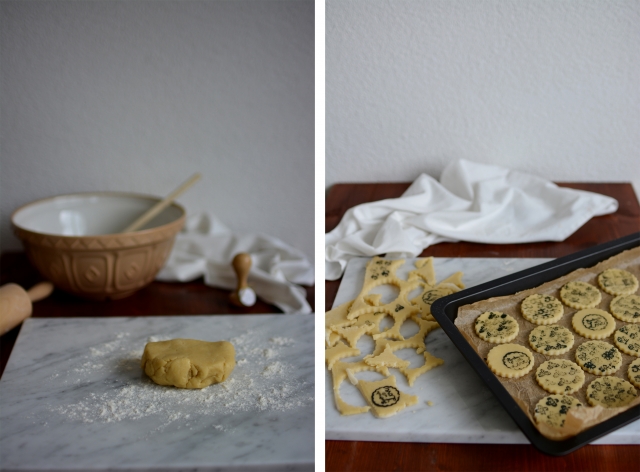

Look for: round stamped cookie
[528,325,574,355]
[571,308,616,340]
[487,343,534,379]
[521,294,564,325]
[586,376,638,408]
[575,341,622,375]
[474,311,519,344]
[610,294,640,323]
[628,358,640,389]
[614,324,640,357]
[535,359,585,394]
[597,268,639,296]
[534,395,583,429]
[560,281,601,309]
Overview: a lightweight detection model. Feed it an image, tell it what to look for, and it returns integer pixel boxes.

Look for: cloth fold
[326,159,618,280]
[157,214,314,314]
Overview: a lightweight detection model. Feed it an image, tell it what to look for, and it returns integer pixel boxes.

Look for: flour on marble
[50,330,312,428]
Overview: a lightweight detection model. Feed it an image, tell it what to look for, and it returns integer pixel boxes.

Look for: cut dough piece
[331,360,378,416]
[363,344,410,371]
[534,395,583,429]
[575,341,622,376]
[535,359,585,394]
[474,311,519,344]
[356,375,418,418]
[613,324,640,357]
[325,341,360,371]
[597,268,639,296]
[141,339,235,389]
[413,286,455,319]
[407,257,436,286]
[332,323,375,348]
[486,343,534,379]
[401,350,444,386]
[560,281,601,309]
[521,294,564,325]
[610,294,640,323]
[325,300,355,347]
[628,358,640,389]
[528,325,574,355]
[586,376,637,408]
[572,308,616,340]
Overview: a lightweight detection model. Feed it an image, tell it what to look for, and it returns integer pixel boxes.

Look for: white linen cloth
[326,159,618,280]
[157,214,314,314]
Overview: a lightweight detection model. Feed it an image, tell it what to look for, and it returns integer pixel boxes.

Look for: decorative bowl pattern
[11,193,185,300]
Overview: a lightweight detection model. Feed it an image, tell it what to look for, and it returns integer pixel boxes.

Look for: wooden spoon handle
[27,281,54,303]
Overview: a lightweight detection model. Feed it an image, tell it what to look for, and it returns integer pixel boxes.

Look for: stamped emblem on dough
[521,294,564,325]
[586,376,638,408]
[597,268,639,296]
[534,394,583,429]
[610,294,640,323]
[486,343,534,379]
[528,325,574,355]
[571,308,616,339]
[613,324,640,357]
[535,359,585,394]
[628,358,640,389]
[474,311,519,344]
[356,375,418,418]
[560,281,602,309]
[575,340,622,376]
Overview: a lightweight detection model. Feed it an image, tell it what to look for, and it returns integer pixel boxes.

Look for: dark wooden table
[326,182,640,472]
[0,252,314,377]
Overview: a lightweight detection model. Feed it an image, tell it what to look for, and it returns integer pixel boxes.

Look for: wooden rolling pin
[229,253,256,307]
[0,282,54,336]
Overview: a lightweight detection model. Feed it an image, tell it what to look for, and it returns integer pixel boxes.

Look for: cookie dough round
[575,341,622,376]
[628,358,640,389]
[586,376,638,408]
[141,338,235,389]
[614,324,640,357]
[560,281,601,309]
[572,308,616,340]
[521,294,564,325]
[487,343,534,379]
[475,311,519,344]
[528,325,574,355]
[610,294,640,323]
[534,395,583,429]
[535,359,585,394]
[597,269,639,296]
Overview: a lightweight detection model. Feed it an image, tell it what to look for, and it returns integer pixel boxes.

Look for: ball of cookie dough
[141,338,235,389]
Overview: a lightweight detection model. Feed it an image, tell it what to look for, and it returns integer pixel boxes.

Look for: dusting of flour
[51,332,310,430]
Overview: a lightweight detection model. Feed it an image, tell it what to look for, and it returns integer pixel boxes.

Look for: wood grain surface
[325,182,640,471]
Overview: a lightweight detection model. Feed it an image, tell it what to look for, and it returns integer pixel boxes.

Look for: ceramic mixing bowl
[11,192,185,300]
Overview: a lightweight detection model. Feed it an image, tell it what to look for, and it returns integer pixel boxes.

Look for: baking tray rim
[430,231,640,456]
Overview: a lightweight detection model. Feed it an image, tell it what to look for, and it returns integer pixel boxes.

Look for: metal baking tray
[430,232,640,456]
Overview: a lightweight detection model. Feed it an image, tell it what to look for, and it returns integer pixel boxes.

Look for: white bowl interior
[12,194,184,236]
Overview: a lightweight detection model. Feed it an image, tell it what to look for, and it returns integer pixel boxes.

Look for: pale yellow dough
[535,359,585,394]
[575,341,622,376]
[141,339,235,389]
[597,268,639,296]
[474,311,519,344]
[610,294,640,323]
[534,395,583,429]
[628,358,640,389]
[613,324,640,357]
[571,308,616,340]
[560,281,601,309]
[586,376,637,408]
[521,294,564,325]
[528,325,574,355]
[356,375,418,418]
[486,343,534,378]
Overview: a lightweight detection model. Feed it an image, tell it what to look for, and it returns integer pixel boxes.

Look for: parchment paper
[455,247,640,440]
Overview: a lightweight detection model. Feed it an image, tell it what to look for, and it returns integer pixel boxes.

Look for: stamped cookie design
[575,341,622,375]
[535,359,585,394]
[610,294,640,323]
[487,343,534,379]
[613,324,640,357]
[528,325,574,355]
[521,294,564,325]
[628,358,640,389]
[356,375,418,418]
[571,308,616,340]
[597,268,639,296]
[474,311,519,344]
[586,376,638,408]
[560,281,601,309]
[534,395,583,429]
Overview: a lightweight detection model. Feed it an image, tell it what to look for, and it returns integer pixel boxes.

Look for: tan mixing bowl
[11,192,186,300]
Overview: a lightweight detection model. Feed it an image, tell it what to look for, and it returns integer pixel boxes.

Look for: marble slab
[326,257,640,444]
[0,315,314,471]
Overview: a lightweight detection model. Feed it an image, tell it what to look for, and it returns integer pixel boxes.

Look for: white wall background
[326,0,640,198]
[1,0,314,259]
